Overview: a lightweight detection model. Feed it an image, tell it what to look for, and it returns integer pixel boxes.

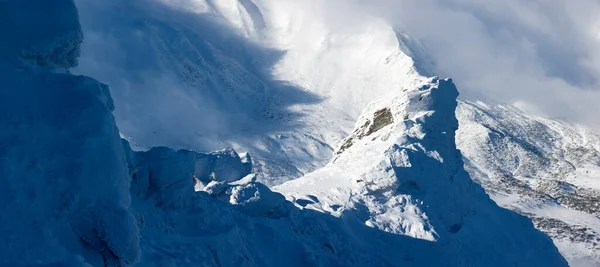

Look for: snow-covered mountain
[70,1,600,263]
[457,101,600,266]
[0,0,595,266]
[275,76,566,266]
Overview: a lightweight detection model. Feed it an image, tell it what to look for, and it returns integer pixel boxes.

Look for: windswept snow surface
[457,101,600,266]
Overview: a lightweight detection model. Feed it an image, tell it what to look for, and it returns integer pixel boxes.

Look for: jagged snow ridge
[275,76,567,266]
[122,141,422,266]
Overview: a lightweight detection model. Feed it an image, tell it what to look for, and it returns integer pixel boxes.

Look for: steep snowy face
[0,1,140,265]
[456,101,600,266]
[73,0,422,185]
[0,70,140,267]
[275,77,567,266]
[277,77,458,240]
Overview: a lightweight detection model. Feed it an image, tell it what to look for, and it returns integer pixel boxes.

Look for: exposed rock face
[368,108,395,136]
[335,108,395,156]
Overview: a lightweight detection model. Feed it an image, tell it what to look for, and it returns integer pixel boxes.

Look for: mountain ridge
[0,0,591,266]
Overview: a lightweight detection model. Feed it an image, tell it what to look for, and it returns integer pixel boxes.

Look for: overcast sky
[356,0,600,126]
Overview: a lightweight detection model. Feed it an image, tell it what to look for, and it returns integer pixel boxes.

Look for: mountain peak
[275,76,567,266]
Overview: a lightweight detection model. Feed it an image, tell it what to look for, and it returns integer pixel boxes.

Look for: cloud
[75,0,600,128]
[358,0,600,126]
[73,0,322,152]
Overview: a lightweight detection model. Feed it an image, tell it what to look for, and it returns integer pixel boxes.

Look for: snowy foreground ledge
[0,0,567,266]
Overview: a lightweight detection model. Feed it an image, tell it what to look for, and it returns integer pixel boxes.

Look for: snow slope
[457,101,600,266]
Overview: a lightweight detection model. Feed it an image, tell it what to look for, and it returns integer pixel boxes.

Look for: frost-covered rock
[203,180,230,196]
[0,2,140,265]
[191,148,251,184]
[125,144,253,205]
[0,40,139,267]
[229,183,289,217]
[230,173,258,186]
[207,149,250,183]
[123,144,399,266]
[276,77,568,266]
[240,152,254,175]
